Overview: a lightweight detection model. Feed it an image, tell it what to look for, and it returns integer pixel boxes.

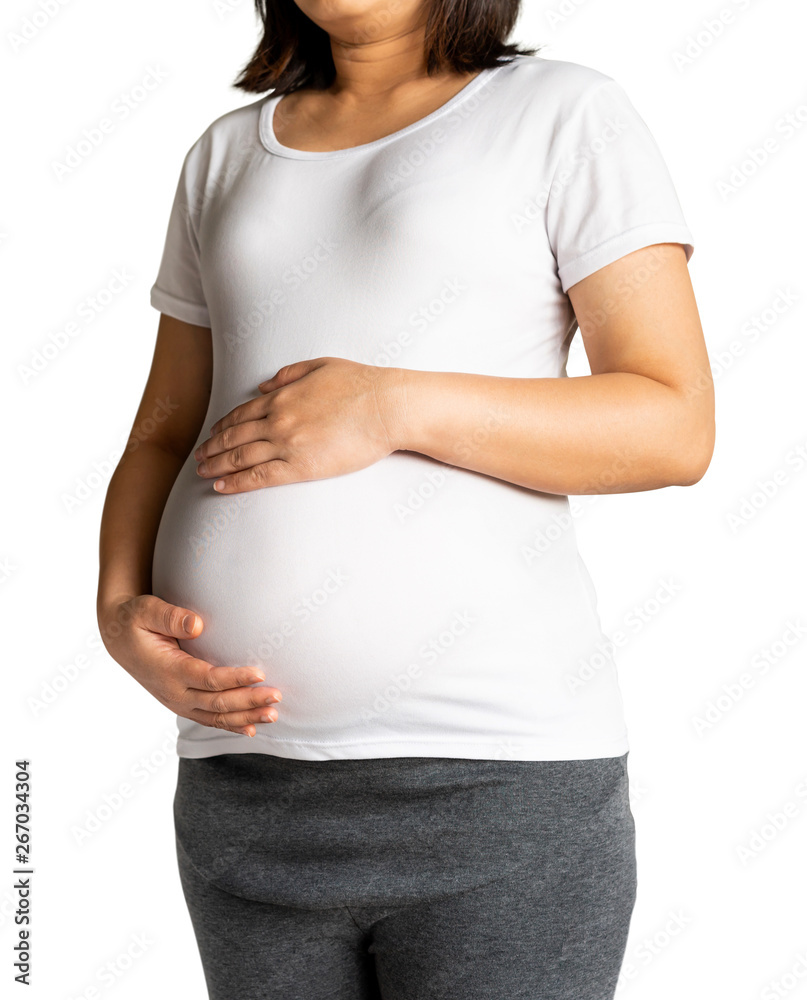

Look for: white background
[3,0,806,997]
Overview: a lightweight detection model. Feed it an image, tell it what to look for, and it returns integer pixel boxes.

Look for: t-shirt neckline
[258,60,511,160]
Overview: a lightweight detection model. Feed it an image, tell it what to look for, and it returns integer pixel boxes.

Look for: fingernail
[182,614,197,633]
[252,671,266,682]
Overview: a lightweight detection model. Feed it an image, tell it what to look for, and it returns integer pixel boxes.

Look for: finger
[194,684,282,716]
[137,595,204,639]
[197,436,277,476]
[184,657,277,695]
[197,417,273,462]
[208,393,269,437]
[257,358,323,392]
[188,703,279,734]
[207,458,302,494]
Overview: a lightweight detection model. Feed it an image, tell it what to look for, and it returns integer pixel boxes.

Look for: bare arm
[190,244,713,501]
[96,312,213,616]
[95,312,282,737]
[390,243,715,494]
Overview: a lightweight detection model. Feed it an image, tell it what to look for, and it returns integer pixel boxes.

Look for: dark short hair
[232,0,542,95]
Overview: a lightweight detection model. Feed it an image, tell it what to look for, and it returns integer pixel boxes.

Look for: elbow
[673,420,716,487]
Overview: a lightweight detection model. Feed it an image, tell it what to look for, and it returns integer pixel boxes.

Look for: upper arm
[566,242,715,474]
[129,312,213,462]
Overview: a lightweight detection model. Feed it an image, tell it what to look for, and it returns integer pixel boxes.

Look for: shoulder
[497,53,624,117]
[181,95,268,172]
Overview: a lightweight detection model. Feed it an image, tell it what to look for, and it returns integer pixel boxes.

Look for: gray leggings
[173,751,637,1000]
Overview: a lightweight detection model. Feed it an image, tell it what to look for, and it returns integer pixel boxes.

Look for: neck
[322,13,438,102]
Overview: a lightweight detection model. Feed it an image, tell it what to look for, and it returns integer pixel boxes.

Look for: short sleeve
[149,142,211,328]
[545,78,695,295]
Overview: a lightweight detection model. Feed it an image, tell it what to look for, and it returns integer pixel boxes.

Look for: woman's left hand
[194,357,407,493]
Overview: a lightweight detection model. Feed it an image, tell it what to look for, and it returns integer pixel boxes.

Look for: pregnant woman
[97,1,714,997]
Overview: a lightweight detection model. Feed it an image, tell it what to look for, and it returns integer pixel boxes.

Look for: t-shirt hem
[558,221,695,294]
[174,731,630,762]
[150,285,211,328]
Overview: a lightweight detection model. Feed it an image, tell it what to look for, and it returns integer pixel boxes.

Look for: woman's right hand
[98,594,282,737]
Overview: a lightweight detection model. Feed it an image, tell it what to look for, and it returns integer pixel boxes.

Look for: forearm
[97,443,185,617]
[390,368,709,495]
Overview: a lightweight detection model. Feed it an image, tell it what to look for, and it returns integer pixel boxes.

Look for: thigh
[363,754,637,1000]
[175,832,381,1000]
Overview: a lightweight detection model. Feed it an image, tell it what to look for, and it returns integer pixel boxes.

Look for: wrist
[380,366,424,453]
[97,590,138,623]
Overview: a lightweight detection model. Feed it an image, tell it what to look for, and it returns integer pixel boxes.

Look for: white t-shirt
[149,53,694,761]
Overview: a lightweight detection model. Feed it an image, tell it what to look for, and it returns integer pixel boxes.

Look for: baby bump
[151,453,472,739]
[150,449,587,750]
